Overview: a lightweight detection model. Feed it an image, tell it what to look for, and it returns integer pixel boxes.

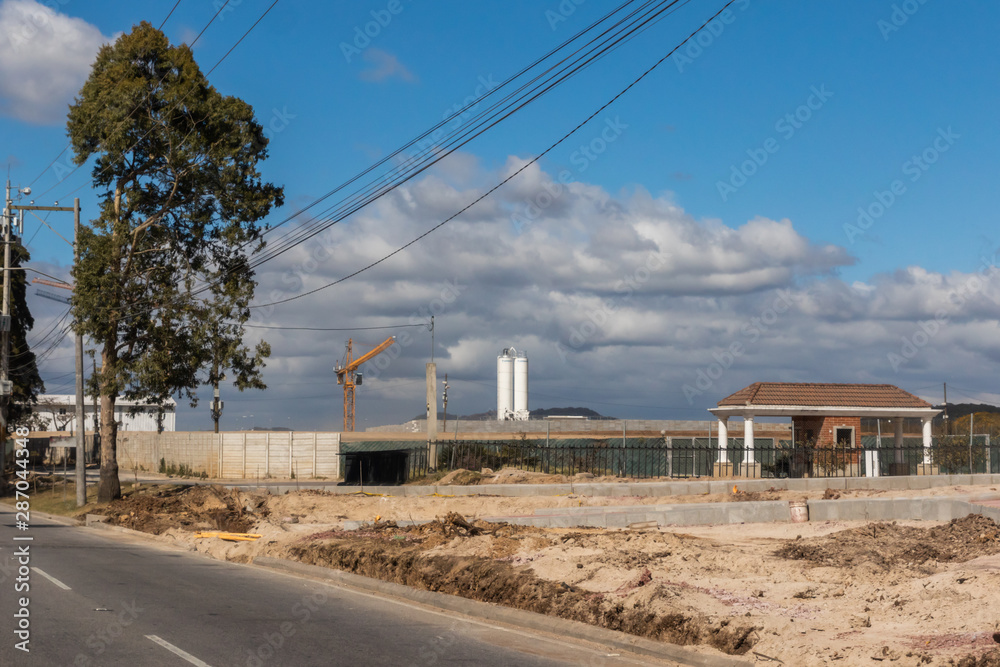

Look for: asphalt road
[0,504,669,666]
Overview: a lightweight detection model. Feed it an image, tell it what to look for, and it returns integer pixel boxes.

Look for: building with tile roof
[709,382,941,477]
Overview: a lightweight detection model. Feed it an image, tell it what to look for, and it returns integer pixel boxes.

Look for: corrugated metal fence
[116,431,341,479]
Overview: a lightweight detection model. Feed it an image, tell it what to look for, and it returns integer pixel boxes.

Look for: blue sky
[2,0,999,430]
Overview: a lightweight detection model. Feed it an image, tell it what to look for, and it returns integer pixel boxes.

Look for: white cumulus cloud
[0,0,112,125]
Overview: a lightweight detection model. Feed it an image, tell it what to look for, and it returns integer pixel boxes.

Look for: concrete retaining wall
[117,431,341,479]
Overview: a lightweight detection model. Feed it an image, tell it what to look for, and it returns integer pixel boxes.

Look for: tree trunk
[97,346,120,502]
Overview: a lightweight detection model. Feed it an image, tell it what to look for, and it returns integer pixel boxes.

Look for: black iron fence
[413,435,1000,480]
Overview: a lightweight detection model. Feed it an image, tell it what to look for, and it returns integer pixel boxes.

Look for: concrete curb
[84,516,193,547]
[0,502,82,527]
[252,556,752,667]
[241,473,1000,498]
[342,495,1000,531]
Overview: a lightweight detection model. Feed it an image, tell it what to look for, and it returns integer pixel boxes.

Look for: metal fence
[416,434,999,480]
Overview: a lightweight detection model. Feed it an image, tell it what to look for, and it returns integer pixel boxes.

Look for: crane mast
[334,337,395,432]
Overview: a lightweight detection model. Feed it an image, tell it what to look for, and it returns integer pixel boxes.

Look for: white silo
[513,351,529,421]
[497,348,515,420]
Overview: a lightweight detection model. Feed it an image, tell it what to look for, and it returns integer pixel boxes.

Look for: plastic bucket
[789,500,809,523]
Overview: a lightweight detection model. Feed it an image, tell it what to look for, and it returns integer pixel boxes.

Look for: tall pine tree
[67,22,282,501]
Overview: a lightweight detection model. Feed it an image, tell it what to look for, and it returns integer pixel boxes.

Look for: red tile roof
[718,383,932,408]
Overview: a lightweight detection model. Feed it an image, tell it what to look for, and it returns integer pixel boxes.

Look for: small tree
[931,434,988,474]
[67,22,283,501]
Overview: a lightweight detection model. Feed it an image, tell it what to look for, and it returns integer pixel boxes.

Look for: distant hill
[932,403,1000,423]
[411,407,611,421]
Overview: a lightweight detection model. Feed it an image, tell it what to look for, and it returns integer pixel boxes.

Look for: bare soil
[88,480,1000,665]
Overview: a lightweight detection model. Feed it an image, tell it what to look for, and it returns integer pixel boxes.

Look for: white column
[743,415,755,464]
[894,418,904,465]
[922,417,933,464]
[717,419,729,463]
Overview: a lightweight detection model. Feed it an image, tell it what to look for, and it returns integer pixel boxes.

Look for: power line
[250,0,733,309]
[46,0,675,322]
[158,0,184,30]
[240,322,427,332]
[240,0,684,276]
[245,1,664,262]
[23,0,284,325]
[206,0,280,77]
[32,0,248,198]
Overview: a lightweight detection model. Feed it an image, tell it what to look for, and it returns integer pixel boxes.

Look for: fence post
[265,432,270,478]
[969,414,974,474]
[666,436,672,477]
[289,432,293,478]
[621,421,626,477]
[313,432,317,479]
[242,432,246,479]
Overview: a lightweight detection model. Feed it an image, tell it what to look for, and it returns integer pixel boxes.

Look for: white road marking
[145,635,214,666]
[31,567,71,590]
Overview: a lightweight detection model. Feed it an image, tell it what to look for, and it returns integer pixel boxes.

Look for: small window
[835,428,853,447]
[59,408,66,415]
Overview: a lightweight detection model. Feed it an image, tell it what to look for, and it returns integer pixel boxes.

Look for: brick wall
[792,416,861,447]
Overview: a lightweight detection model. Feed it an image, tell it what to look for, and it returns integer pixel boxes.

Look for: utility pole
[1,181,12,493]
[942,382,949,436]
[92,357,99,462]
[210,379,223,434]
[442,374,449,433]
[7,191,86,505]
[73,198,84,506]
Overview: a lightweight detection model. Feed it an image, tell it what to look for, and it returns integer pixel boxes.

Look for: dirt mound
[483,468,568,485]
[776,514,1000,570]
[951,649,1000,666]
[437,469,483,485]
[288,516,757,656]
[99,484,268,535]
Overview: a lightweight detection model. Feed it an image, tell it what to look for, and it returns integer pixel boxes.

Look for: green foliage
[157,457,206,478]
[951,412,1000,437]
[66,22,283,500]
[931,435,989,474]
[6,240,45,428]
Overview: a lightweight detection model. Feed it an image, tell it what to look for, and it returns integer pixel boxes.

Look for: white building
[31,394,177,433]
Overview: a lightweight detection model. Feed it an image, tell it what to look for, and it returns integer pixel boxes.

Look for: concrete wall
[368,418,792,436]
[116,431,341,480]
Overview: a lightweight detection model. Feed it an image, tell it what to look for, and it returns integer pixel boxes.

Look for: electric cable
[31,0,235,194]
[250,0,734,309]
[240,322,427,331]
[241,0,682,272]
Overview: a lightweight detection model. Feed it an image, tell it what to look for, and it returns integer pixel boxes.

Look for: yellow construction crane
[334,337,395,432]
